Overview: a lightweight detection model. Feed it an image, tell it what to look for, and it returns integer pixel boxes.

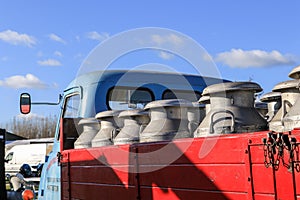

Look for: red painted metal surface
[248,130,300,200]
[60,130,300,199]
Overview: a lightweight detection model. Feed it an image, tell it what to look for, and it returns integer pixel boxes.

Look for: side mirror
[20,93,31,114]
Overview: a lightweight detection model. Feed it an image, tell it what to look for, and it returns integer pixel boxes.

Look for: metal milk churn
[91,110,123,147]
[269,79,300,132]
[282,65,300,131]
[194,82,267,137]
[114,109,149,145]
[255,102,268,119]
[140,99,193,142]
[187,102,205,136]
[198,95,211,115]
[74,118,100,149]
[260,92,281,122]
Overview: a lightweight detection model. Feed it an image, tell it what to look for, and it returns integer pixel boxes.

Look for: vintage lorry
[20,67,300,200]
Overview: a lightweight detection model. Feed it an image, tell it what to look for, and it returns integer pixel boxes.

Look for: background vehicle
[5,143,53,176]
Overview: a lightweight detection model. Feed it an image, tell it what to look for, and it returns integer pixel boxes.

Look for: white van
[5,143,52,175]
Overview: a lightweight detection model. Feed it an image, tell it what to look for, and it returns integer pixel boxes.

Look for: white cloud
[54,51,63,57]
[158,51,174,60]
[0,74,47,89]
[0,29,36,47]
[215,49,296,68]
[151,34,184,47]
[37,59,62,66]
[48,33,66,44]
[17,112,46,120]
[150,34,185,60]
[86,31,109,42]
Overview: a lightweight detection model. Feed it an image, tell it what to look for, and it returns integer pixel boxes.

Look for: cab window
[107,87,153,110]
[63,94,80,118]
[163,89,201,102]
[60,93,81,150]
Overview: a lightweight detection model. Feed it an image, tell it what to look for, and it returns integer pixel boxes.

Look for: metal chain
[292,144,300,172]
[263,143,272,168]
[263,144,268,167]
[263,135,275,168]
[277,140,291,169]
[274,141,281,170]
[262,133,299,172]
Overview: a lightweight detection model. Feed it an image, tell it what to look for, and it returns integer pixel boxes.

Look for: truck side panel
[61,130,300,199]
[61,146,138,199]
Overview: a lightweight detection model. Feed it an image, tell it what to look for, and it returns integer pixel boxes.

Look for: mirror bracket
[20,93,62,114]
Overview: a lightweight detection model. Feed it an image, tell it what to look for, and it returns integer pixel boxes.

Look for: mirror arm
[31,94,63,106]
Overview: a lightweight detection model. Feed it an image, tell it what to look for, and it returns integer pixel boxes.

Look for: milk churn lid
[260,92,281,102]
[95,110,123,119]
[185,102,205,109]
[202,81,262,96]
[190,102,205,108]
[272,79,300,92]
[198,95,210,104]
[288,65,300,79]
[118,109,148,118]
[78,118,99,125]
[144,99,193,110]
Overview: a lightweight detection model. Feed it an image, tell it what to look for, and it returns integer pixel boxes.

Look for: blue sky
[1,1,300,130]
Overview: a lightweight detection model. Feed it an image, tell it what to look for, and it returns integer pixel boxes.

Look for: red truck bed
[61,130,300,200]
